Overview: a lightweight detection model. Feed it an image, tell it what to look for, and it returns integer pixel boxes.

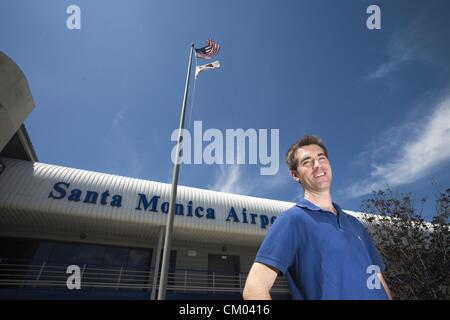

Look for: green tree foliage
[361,188,450,300]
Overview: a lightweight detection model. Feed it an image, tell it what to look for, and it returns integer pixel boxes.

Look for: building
[0,156,296,299]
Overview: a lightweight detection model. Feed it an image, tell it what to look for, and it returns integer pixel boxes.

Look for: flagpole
[157,43,195,300]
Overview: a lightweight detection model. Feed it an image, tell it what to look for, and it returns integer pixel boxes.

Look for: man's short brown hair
[285,135,329,171]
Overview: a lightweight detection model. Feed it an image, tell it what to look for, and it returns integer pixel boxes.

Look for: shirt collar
[296,198,344,214]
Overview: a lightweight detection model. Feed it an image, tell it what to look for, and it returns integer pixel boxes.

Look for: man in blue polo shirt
[243,135,392,300]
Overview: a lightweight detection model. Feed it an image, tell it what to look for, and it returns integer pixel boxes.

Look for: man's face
[290,144,332,192]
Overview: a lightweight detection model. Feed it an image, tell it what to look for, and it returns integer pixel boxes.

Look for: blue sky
[1,0,450,220]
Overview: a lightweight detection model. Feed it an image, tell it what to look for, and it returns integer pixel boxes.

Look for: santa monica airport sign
[48,181,277,229]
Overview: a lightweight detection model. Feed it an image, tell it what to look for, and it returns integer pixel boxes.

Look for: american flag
[195,39,220,59]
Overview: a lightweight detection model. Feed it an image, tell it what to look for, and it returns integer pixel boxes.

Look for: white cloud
[367,51,412,80]
[347,96,450,198]
[210,165,250,195]
[366,27,421,80]
[365,16,450,80]
[113,104,128,127]
[209,165,289,197]
[113,75,129,127]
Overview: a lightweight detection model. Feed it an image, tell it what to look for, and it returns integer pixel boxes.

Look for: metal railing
[0,259,289,295]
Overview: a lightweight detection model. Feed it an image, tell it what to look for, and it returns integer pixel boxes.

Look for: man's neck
[304,190,337,215]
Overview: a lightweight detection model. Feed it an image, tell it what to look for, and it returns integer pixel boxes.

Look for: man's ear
[290,170,300,183]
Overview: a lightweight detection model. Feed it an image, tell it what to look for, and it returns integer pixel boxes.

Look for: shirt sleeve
[361,225,385,272]
[255,213,300,275]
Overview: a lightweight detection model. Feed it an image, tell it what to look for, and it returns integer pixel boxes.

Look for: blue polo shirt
[255,199,388,300]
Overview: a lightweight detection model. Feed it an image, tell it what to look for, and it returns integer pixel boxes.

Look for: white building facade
[0,157,297,299]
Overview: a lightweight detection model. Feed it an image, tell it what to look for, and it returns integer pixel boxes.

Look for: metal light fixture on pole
[157,43,195,300]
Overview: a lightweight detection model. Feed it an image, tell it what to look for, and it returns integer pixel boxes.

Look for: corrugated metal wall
[0,158,296,246]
